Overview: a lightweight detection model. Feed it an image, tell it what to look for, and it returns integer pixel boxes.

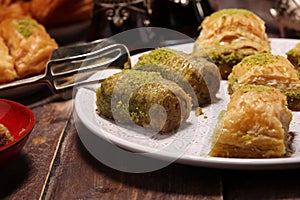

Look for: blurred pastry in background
[0,37,17,84]
[228,53,300,111]
[0,1,30,22]
[0,0,19,6]
[29,0,93,27]
[286,43,300,72]
[0,17,58,80]
[193,8,271,80]
[0,0,93,28]
[209,85,293,158]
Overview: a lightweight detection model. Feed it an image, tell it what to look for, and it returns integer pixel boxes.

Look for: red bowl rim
[0,98,35,152]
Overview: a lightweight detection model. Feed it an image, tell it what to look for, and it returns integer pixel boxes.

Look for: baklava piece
[209,85,292,158]
[0,123,13,147]
[0,1,31,22]
[193,9,271,79]
[96,70,192,133]
[228,53,300,111]
[0,37,17,84]
[134,48,221,107]
[29,0,92,27]
[0,17,58,79]
[286,42,300,72]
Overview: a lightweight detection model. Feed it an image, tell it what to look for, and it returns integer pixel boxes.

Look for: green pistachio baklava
[96,70,192,133]
[286,42,300,72]
[228,53,300,111]
[134,48,221,107]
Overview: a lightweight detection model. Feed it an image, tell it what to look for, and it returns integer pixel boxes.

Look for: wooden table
[1,85,300,200]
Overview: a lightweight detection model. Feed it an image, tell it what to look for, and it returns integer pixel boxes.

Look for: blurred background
[3,0,296,45]
[209,0,300,39]
[59,0,300,45]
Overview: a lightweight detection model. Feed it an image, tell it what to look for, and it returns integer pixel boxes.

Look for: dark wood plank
[45,120,223,200]
[223,170,300,200]
[0,96,73,200]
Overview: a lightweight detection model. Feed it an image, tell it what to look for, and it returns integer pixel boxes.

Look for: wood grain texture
[1,87,300,200]
[0,96,73,200]
[44,120,223,200]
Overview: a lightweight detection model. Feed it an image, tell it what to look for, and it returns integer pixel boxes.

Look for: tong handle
[0,39,131,100]
[43,42,131,96]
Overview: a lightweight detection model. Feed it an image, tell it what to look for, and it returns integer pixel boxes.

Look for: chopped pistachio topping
[241,53,281,66]
[238,84,273,93]
[287,47,300,58]
[14,19,38,38]
[217,110,226,121]
[287,47,300,68]
[284,90,300,98]
[210,51,244,66]
[241,134,251,140]
[136,48,175,66]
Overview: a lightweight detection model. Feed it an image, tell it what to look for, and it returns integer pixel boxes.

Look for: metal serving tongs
[0,39,131,99]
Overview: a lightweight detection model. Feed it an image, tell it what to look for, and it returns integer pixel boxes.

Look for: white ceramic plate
[75,38,300,170]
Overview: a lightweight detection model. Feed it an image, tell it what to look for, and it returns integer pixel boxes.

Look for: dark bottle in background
[87,0,213,41]
[150,0,213,38]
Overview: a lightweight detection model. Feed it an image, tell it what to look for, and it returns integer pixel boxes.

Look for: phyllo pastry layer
[228,53,300,111]
[209,85,293,158]
[0,37,17,84]
[193,8,271,79]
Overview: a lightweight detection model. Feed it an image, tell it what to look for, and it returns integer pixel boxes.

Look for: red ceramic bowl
[0,99,35,166]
